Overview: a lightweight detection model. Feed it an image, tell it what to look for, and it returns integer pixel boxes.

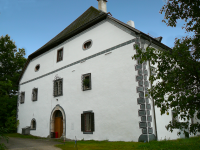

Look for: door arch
[50,104,66,138]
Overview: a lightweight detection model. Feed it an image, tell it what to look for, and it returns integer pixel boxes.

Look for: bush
[5,110,19,133]
[0,127,9,150]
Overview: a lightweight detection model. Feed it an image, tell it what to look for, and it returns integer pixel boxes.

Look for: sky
[0,0,191,58]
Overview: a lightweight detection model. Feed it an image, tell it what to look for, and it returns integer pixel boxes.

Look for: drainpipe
[146,38,158,141]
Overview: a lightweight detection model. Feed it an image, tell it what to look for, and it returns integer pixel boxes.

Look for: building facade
[17,1,195,142]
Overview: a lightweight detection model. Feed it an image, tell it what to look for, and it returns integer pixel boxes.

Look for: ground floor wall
[17,43,160,141]
[154,106,180,140]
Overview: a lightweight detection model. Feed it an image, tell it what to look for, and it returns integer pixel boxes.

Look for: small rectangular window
[54,79,63,97]
[82,73,91,91]
[172,111,178,126]
[191,117,194,124]
[57,48,63,62]
[20,92,25,104]
[32,88,38,101]
[85,113,91,131]
[150,66,156,75]
[81,111,94,134]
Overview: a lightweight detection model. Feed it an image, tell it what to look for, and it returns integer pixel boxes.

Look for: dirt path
[1,137,62,150]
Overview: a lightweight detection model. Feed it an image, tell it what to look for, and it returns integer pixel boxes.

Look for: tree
[0,34,26,131]
[0,127,9,150]
[133,0,200,136]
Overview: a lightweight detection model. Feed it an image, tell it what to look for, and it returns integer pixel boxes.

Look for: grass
[5,134,200,150]
[55,137,200,150]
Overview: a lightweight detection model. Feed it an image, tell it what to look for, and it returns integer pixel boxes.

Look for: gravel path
[1,137,62,150]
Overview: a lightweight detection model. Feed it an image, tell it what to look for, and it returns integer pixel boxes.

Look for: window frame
[53,79,63,97]
[172,111,179,126]
[20,92,25,104]
[30,118,36,130]
[82,39,93,50]
[32,88,38,101]
[81,111,94,134]
[150,66,156,75]
[35,64,40,72]
[57,48,63,62]
[82,73,91,91]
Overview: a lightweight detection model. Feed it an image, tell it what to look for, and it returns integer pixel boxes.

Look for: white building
[17,0,194,142]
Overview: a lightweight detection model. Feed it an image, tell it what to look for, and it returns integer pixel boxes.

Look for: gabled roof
[18,6,171,84]
[29,6,107,59]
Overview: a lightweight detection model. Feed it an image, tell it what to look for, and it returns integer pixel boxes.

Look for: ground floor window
[31,119,36,130]
[81,111,94,134]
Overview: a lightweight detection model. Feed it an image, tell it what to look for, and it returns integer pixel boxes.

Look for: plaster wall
[17,19,184,141]
[18,20,145,141]
[18,43,141,141]
[20,20,135,84]
[148,43,180,140]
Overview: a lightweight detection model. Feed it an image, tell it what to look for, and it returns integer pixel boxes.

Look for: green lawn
[5,134,200,150]
[55,137,200,150]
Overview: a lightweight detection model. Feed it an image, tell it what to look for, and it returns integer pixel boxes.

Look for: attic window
[35,64,40,72]
[83,40,92,50]
[57,48,63,62]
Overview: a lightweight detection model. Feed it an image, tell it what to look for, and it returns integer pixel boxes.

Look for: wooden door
[54,117,63,138]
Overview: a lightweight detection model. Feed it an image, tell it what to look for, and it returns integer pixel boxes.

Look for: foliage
[160,0,200,33]
[5,110,19,133]
[0,34,26,96]
[133,40,200,135]
[0,34,26,130]
[160,0,200,58]
[133,0,200,136]
[0,127,9,150]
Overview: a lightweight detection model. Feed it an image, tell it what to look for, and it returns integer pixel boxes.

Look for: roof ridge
[30,6,103,57]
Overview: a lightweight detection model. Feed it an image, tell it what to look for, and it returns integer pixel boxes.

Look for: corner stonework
[134,37,156,142]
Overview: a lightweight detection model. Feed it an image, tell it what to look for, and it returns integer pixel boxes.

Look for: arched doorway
[50,105,66,139]
[54,110,63,138]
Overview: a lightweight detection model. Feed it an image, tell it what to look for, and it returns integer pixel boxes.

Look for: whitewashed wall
[18,19,145,141]
[147,43,180,140]
[18,18,185,142]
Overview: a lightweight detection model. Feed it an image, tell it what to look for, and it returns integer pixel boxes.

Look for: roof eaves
[18,10,108,84]
[107,16,171,50]
[29,13,107,59]
[17,58,31,85]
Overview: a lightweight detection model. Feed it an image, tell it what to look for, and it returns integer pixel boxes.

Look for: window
[81,111,94,134]
[31,119,36,130]
[20,92,25,104]
[35,64,40,72]
[53,79,63,97]
[172,111,178,126]
[83,40,92,50]
[57,48,63,62]
[150,66,156,75]
[32,88,38,101]
[191,117,194,124]
[82,73,91,91]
